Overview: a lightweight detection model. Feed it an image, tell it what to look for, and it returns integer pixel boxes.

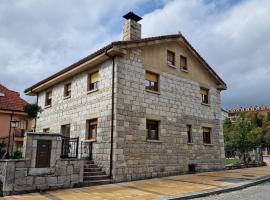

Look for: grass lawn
[225,158,241,165]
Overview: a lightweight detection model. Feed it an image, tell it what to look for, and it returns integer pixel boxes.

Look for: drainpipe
[35,92,39,132]
[105,50,115,179]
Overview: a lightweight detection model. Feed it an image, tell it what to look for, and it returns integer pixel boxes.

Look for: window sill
[203,143,213,146]
[145,89,160,95]
[87,89,98,94]
[167,63,176,68]
[180,68,189,73]
[63,95,71,100]
[44,105,51,109]
[187,142,194,145]
[147,139,162,143]
[201,102,210,107]
[84,139,96,142]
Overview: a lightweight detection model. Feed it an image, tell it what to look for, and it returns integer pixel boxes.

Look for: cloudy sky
[0,0,269,109]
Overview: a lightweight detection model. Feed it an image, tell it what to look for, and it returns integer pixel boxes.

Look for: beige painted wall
[140,41,218,88]
[0,111,32,138]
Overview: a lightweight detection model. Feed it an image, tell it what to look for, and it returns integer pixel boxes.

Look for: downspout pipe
[105,51,115,179]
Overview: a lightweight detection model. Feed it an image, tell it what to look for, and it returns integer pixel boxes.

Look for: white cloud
[0,0,270,108]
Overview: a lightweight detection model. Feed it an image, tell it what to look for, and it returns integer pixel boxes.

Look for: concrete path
[3,166,270,200]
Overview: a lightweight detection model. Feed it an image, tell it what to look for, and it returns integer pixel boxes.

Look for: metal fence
[81,141,93,160]
[60,136,79,158]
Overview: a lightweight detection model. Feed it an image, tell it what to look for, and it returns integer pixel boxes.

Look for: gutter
[105,50,115,179]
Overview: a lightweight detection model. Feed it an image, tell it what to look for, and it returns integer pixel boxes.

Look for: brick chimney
[122,12,142,41]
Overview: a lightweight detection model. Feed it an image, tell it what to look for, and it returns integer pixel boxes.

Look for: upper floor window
[43,128,50,133]
[88,72,99,91]
[87,119,98,140]
[61,124,70,137]
[146,119,159,140]
[180,55,187,70]
[64,83,71,98]
[0,92,5,97]
[45,91,52,106]
[187,124,193,143]
[145,71,159,92]
[200,88,209,104]
[202,127,211,144]
[167,50,175,66]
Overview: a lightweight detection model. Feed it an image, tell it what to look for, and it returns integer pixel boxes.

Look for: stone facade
[36,60,115,174]
[112,49,225,182]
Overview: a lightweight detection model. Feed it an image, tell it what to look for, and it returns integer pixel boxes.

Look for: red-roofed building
[0,84,32,153]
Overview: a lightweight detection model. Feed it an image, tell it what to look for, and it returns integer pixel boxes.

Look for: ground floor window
[146,119,159,140]
[61,124,70,137]
[203,127,211,144]
[87,119,98,140]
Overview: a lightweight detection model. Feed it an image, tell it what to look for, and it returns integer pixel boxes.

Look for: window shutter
[90,72,99,83]
[200,88,208,95]
[145,72,158,82]
[47,91,52,99]
[67,83,71,91]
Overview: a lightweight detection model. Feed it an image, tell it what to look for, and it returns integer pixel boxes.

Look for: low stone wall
[0,133,84,196]
[0,158,83,196]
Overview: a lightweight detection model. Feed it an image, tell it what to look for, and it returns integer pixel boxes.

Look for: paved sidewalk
[3,166,270,200]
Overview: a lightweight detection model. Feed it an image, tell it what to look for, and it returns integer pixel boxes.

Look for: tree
[224,112,270,163]
[23,103,42,118]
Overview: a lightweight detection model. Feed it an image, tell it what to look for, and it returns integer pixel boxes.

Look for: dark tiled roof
[227,105,270,113]
[25,33,226,93]
[0,84,27,111]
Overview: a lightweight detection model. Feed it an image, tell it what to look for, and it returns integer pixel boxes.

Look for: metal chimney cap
[123,11,142,22]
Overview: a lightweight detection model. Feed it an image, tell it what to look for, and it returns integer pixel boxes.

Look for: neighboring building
[221,109,229,122]
[227,105,270,122]
[0,84,32,151]
[25,12,227,182]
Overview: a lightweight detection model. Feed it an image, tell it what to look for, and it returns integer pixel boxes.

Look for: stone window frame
[45,90,52,107]
[180,55,188,71]
[85,118,98,141]
[61,124,71,137]
[145,71,160,93]
[200,86,210,106]
[167,50,175,67]
[146,119,160,141]
[87,71,99,92]
[63,82,72,99]
[202,127,212,145]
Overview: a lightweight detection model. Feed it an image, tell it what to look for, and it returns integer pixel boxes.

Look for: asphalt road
[195,181,270,200]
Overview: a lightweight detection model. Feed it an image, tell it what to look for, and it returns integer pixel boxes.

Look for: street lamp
[6,119,19,158]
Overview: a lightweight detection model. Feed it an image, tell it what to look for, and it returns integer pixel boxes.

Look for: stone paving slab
[3,166,270,200]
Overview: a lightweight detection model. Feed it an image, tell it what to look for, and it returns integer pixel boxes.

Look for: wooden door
[36,140,51,168]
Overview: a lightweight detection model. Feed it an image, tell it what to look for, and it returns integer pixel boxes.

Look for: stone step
[84,164,99,168]
[83,167,102,172]
[84,160,95,164]
[83,175,110,181]
[78,179,111,187]
[84,171,106,176]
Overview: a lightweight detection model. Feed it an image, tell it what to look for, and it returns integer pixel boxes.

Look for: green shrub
[12,149,22,159]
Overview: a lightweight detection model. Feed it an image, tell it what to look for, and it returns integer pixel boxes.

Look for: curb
[166,175,270,200]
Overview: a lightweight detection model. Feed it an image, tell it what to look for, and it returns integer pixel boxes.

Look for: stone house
[25,12,227,183]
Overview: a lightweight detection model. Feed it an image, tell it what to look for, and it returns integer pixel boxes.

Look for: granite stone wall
[36,60,115,174]
[112,48,225,182]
